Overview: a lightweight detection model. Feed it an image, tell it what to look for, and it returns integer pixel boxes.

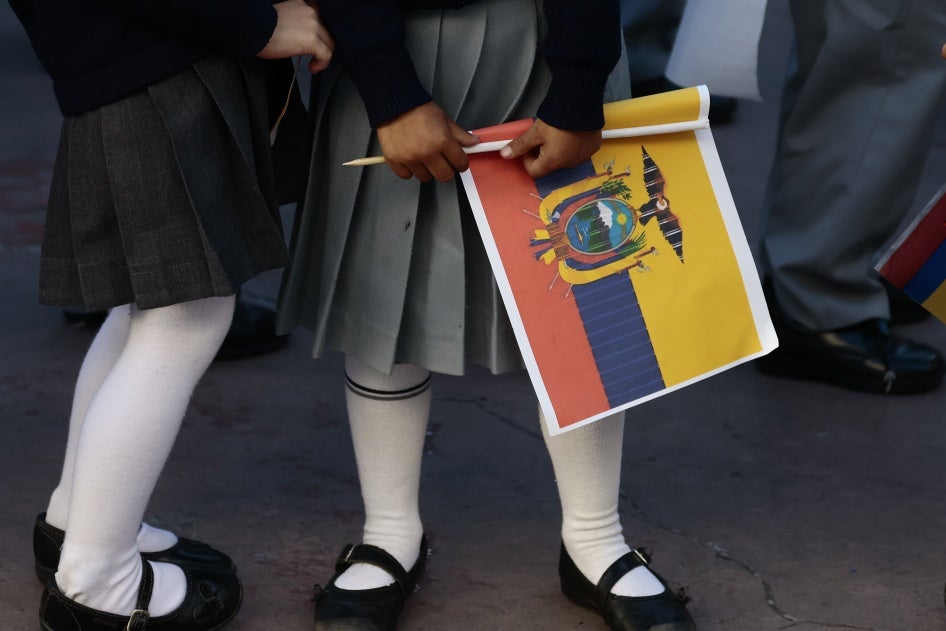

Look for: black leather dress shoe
[61,308,107,328]
[314,536,428,631]
[214,298,289,361]
[40,559,242,631]
[756,312,944,394]
[559,545,696,631]
[33,513,236,585]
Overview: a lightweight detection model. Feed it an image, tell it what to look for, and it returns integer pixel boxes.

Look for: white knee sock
[56,296,235,617]
[540,409,664,597]
[333,356,430,591]
[45,308,179,554]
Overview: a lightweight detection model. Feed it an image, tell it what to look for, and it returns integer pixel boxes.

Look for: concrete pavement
[3,2,946,630]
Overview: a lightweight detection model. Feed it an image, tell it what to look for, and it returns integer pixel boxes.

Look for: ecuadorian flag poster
[876,185,946,324]
[460,86,777,434]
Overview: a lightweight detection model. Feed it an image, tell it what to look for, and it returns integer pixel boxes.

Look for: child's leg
[43,307,179,554]
[45,307,131,529]
[56,295,235,616]
[334,355,430,590]
[540,409,664,597]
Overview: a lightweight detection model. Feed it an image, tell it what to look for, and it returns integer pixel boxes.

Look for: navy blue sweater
[8,0,277,116]
[319,0,622,130]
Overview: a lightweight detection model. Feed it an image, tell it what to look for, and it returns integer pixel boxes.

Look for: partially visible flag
[876,185,946,324]
[460,87,777,434]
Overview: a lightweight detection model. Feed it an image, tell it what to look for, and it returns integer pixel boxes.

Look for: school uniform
[11,0,290,312]
[277,0,629,376]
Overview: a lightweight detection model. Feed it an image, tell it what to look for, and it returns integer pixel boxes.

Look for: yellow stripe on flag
[922,281,946,325]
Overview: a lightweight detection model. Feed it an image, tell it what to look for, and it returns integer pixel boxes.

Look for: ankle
[563,539,664,597]
[56,546,142,615]
[362,523,423,572]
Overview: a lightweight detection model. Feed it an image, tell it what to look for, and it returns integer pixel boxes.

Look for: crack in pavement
[626,494,895,631]
[439,396,542,441]
[443,395,896,631]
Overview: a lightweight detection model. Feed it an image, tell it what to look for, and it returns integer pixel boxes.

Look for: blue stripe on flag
[571,273,665,408]
[535,162,597,198]
[903,239,946,303]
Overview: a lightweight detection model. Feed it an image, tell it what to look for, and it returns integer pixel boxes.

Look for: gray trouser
[761,0,946,331]
[620,0,685,81]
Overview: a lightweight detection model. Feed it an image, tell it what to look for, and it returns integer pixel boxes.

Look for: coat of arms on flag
[460,87,777,434]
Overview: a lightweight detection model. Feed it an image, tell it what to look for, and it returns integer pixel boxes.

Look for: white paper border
[461,86,777,435]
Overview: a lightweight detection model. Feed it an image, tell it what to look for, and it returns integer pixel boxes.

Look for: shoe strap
[126,559,153,631]
[335,543,411,599]
[595,548,652,612]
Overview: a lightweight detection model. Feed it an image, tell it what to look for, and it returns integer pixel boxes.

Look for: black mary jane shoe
[33,512,236,585]
[314,536,428,631]
[40,559,242,631]
[756,281,944,394]
[559,544,696,631]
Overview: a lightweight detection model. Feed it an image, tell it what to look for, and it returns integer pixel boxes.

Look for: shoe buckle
[632,548,650,566]
[125,609,149,631]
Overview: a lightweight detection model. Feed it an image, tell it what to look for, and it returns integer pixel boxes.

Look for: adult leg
[763,0,946,330]
[621,0,737,123]
[621,0,685,85]
[758,0,946,392]
[55,295,235,616]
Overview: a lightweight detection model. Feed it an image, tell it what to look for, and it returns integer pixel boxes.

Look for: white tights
[54,296,235,616]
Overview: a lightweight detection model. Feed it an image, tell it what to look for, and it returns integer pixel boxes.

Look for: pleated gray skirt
[39,56,289,312]
[277,0,629,376]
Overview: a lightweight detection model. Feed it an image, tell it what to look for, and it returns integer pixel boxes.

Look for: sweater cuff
[237,2,279,57]
[536,61,612,131]
[344,45,432,127]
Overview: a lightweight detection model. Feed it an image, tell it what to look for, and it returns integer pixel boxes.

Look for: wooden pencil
[341,119,710,166]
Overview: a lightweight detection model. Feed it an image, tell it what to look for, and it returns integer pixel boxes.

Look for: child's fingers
[500,125,541,159]
[523,153,556,179]
[445,122,475,172]
[308,56,330,74]
[387,161,414,180]
[406,162,435,182]
[450,123,480,148]
[307,35,334,73]
[425,155,459,183]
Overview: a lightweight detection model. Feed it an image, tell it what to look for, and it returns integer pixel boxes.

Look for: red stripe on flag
[467,122,611,427]
[879,189,946,288]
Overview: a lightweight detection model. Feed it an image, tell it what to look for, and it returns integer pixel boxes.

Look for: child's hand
[500,119,601,179]
[376,102,480,182]
[942,42,946,59]
[258,0,335,74]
